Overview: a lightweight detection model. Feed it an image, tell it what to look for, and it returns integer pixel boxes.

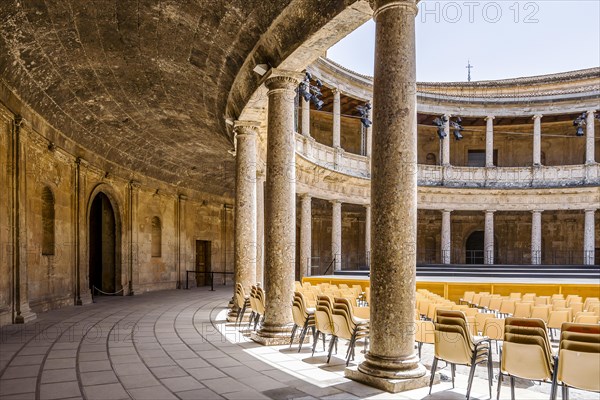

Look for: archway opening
[89,192,118,294]
[465,231,485,264]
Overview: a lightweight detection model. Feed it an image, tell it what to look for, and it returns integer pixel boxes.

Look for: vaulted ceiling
[0,0,370,195]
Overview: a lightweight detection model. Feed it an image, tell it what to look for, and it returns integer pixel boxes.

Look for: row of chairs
[295,281,369,307]
[233,283,266,330]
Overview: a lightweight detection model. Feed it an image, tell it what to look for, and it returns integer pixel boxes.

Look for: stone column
[176,194,187,290]
[346,0,428,392]
[441,114,451,166]
[256,170,265,286]
[531,210,542,265]
[128,181,141,294]
[233,121,258,294]
[300,194,312,278]
[366,124,373,158]
[331,200,342,271]
[441,210,451,264]
[333,88,341,148]
[584,209,596,265]
[586,110,596,164]
[484,210,495,265]
[533,115,542,165]
[365,205,371,267]
[301,97,311,137]
[485,116,495,167]
[252,71,302,345]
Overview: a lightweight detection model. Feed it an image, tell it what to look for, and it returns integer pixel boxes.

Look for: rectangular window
[468,150,498,167]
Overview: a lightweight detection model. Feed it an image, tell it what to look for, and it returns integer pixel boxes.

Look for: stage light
[357,102,372,128]
[433,116,448,139]
[298,72,324,110]
[451,117,464,140]
[573,112,587,136]
[252,64,269,76]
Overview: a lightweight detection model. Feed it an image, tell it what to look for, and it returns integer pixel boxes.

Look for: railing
[295,133,600,187]
[416,249,596,265]
[185,271,234,291]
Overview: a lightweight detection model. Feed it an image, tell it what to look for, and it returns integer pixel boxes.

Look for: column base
[14,303,36,324]
[345,366,435,393]
[251,323,295,346]
[345,352,429,393]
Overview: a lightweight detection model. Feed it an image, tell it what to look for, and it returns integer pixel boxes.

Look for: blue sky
[328,1,600,82]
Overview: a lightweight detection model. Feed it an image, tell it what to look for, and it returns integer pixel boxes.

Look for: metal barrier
[185,271,234,291]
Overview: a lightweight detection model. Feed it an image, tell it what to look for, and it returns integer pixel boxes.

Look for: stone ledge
[345,366,438,393]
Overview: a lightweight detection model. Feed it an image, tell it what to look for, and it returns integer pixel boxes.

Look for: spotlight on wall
[573,112,587,137]
[298,72,325,110]
[357,102,372,128]
[451,117,464,140]
[253,63,269,76]
[433,115,448,139]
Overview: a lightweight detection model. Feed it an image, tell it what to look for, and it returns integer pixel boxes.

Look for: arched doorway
[465,231,485,264]
[89,192,119,294]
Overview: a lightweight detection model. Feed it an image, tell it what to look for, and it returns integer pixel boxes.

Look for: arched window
[151,216,162,258]
[42,186,55,256]
[426,153,437,165]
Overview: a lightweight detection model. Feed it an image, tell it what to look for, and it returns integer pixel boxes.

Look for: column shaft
[333,89,341,148]
[300,195,312,278]
[533,115,542,165]
[352,0,426,386]
[441,210,451,264]
[484,211,495,265]
[441,114,450,166]
[301,97,310,137]
[586,110,595,164]
[531,210,542,265]
[331,200,342,271]
[485,116,494,167]
[253,71,301,344]
[256,171,265,286]
[234,122,258,294]
[365,205,371,267]
[584,209,596,265]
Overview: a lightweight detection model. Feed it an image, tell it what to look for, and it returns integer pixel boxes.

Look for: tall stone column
[533,115,542,165]
[484,210,495,265]
[176,194,187,290]
[583,209,596,265]
[256,169,265,286]
[485,116,495,167]
[128,181,141,294]
[301,97,311,137]
[331,200,342,271]
[365,205,371,267]
[233,121,258,294]
[441,210,452,264]
[346,0,428,392]
[252,71,302,345]
[531,210,542,265]
[441,114,451,166]
[333,88,341,148]
[300,194,312,278]
[586,110,596,164]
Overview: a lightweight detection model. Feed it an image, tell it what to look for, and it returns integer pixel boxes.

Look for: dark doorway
[89,193,118,294]
[195,241,211,286]
[466,231,485,264]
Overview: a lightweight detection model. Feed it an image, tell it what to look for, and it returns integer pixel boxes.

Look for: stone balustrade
[296,132,600,188]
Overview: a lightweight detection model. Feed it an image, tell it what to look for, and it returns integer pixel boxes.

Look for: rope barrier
[92,286,125,296]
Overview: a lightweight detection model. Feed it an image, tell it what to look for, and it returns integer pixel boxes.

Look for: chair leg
[238,303,247,326]
[298,319,309,352]
[510,376,515,400]
[466,362,478,400]
[289,324,297,348]
[312,330,320,356]
[322,332,326,352]
[451,363,455,388]
[562,384,568,400]
[429,357,438,394]
[550,362,559,400]
[247,311,254,328]
[497,373,503,400]
[327,336,337,363]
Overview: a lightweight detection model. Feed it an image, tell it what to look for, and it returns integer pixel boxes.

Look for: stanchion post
[210,272,215,291]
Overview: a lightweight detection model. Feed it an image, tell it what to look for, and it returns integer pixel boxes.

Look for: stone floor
[0,287,593,400]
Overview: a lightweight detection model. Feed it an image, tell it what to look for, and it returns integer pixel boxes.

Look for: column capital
[129,180,141,190]
[264,69,303,92]
[484,115,495,121]
[442,209,453,214]
[531,209,543,214]
[332,87,341,95]
[178,194,188,201]
[364,204,371,210]
[330,199,342,206]
[233,121,260,137]
[586,109,596,116]
[370,0,418,18]
[300,193,312,200]
[584,208,597,213]
[532,114,543,120]
[485,209,496,214]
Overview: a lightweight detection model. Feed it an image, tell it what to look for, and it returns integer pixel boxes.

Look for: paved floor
[0,287,593,399]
